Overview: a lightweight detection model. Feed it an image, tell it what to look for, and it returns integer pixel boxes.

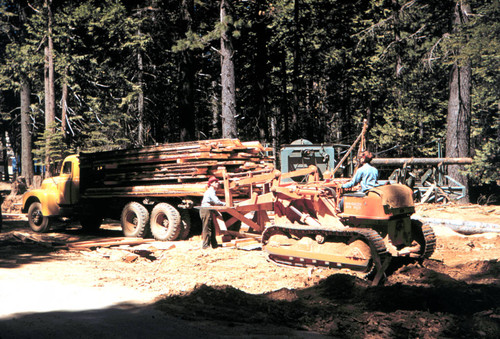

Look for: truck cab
[22,155,80,232]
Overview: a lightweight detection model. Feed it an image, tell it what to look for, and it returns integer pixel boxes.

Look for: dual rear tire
[149,203,181,241]
[121,201,150,238]
[121,201,191,241]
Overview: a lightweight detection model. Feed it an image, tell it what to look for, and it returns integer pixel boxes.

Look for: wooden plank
[212,211,227,234]
[222,216,240,228]
[79,139,274,199]
[224,230,262,239]
[67,238,155,249]
[81,151,272,168]
[81,149,270,169]
[82,183,208,197]
[81,151,233,168]
[79,138,242,159]
[66,237,140,245]
[234,202,274,213]
[223,169,233,207]
[232,237,259,245]
[230,172,278,188]
[223,209,264,233]
[280,165,318,179]
[420,184,436,203]
[79,139,258,162]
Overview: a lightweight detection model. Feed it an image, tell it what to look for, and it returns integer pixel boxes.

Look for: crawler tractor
[211,165,436,285]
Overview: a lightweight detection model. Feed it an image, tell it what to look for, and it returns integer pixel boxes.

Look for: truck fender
[22,190,60,216]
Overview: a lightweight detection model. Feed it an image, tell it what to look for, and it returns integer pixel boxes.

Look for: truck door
[57,160,75,205]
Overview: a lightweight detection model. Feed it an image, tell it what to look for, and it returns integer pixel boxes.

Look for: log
[372,158,473,166]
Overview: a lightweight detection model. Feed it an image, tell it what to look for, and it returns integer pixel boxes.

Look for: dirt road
[0,203,499,338]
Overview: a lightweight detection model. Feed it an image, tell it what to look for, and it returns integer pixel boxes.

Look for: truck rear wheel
[28,202,51,233]
[121,202,150,238]
[150,203,181,241]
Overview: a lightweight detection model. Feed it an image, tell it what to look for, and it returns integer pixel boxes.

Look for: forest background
[0,0,498,203]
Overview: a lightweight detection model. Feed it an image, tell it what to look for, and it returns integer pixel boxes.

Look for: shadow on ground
[0,299,325,339]
[0,218,123,268]
[0,302,228,339]
[154,268,500,338]
[1,271,498,338]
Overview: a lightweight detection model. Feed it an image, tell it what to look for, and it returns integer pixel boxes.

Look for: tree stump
[11,177,28,196]
[33,175,42,189]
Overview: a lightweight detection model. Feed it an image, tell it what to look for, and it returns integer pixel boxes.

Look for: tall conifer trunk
[44,0,55,177]
[16,2,34,184]
[135,4,145,146]
[220,0,237,139]
[210,81,220,138]
[446,1,472,203]
[291,0,300,140]
[179,0,195,141]
[21,75,34,185]
[255,0,268,143]
[61,66,68,144]
[137,45,145,146]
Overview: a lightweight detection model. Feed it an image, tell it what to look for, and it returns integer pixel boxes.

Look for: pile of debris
[0,231,176,263]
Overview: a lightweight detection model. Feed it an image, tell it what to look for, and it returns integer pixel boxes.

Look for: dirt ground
[0,186,499,338]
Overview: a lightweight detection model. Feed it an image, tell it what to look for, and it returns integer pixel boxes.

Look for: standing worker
[342,151,380,192]
[200,176,225,249]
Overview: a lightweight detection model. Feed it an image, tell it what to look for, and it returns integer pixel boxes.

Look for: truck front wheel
[121,202,149,238]
[28,202,51,233]
[150,203,181,241]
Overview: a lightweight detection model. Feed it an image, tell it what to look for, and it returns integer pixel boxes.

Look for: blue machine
[280,139,351,182]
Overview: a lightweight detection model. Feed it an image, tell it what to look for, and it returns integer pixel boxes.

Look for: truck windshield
[62,161,72,175]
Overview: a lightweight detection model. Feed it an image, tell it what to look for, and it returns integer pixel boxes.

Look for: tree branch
[425,33,450,69]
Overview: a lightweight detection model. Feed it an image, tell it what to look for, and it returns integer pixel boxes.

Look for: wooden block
[123,253,139,263]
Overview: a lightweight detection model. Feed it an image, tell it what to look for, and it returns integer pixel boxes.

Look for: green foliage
[32,122,75,168]
[466,141,500,185]
[353,0,454,157]
[0,0,497,191]
[172,26,221,52]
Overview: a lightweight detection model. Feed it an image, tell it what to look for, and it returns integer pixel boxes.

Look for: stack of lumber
[80,139,274,198]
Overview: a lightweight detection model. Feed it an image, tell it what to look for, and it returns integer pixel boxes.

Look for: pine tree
[0,0,37,183]
[220,0,237,138]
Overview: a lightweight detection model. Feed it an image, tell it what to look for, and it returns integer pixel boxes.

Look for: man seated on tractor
[342,150,380,192]
[338,151,380,212]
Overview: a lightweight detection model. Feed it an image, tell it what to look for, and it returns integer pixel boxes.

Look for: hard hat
[207,176,219,185]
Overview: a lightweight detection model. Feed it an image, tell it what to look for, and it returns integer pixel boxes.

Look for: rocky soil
[0,188,499,338]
